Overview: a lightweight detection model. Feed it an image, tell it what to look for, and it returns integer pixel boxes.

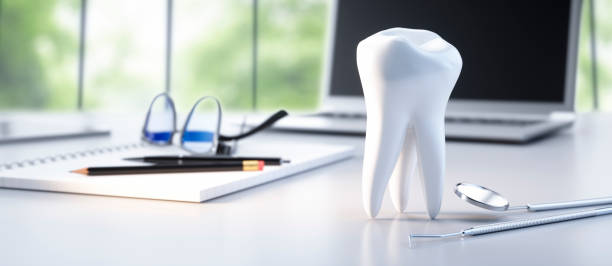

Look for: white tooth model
[357,28,462,219]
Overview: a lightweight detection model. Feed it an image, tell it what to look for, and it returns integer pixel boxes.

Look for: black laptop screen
[329,0,572,102]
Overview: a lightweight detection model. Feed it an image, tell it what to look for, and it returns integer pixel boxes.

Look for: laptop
[269,0,581,143]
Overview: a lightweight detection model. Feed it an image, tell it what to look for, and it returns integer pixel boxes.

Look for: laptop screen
[329,0,572,103]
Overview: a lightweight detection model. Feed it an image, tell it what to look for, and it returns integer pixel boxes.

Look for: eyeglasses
[142,93,287,155]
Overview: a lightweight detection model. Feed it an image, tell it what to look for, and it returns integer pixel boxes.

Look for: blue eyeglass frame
[179,95,222,154]
[141,92,222,154]
[142,93,177,144]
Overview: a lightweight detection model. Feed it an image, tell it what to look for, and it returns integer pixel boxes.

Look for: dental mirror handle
[525,196,612,212]
[411,207,612,238]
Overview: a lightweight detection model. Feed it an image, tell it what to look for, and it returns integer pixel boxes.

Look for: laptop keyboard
[317,112,367,119]
[445,117,542,127]
[316,112,542,127]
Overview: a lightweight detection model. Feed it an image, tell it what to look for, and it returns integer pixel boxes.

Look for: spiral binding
[0,142,147,172]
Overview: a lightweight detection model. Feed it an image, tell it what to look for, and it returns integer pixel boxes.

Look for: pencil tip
[282,159,291,164]
[71,168,88,175]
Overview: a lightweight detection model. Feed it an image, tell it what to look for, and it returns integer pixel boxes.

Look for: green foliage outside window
[0,0,611,112]
[172,0,253,111]
[0,0,79,110]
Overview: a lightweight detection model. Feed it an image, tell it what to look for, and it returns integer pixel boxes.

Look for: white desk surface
[1,112,612,266]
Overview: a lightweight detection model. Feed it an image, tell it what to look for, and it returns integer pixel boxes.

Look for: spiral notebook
[0,142,355,202]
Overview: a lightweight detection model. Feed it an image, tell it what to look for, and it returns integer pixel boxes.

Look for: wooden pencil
[71,160,264,176]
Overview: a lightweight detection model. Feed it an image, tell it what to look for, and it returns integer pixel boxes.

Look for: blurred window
[171,0,253,111]
[0,0,611,112]
[82,0,166,111]
[0,0,80,110]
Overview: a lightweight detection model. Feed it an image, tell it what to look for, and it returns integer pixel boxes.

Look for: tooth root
[414,116,446,219]
[362,115,407,218]
[389,127,418,213]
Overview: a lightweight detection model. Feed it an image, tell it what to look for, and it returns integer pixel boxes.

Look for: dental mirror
[455,182,612,212]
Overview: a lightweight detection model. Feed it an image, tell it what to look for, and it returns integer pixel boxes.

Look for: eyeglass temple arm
[218,110,288,141]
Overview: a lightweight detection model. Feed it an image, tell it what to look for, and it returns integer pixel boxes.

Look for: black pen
[124,156,290,166]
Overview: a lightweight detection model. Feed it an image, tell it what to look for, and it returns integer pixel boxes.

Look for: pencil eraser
[258,160,265,170]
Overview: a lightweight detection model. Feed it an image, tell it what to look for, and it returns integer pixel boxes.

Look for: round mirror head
[454,182,510,211]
